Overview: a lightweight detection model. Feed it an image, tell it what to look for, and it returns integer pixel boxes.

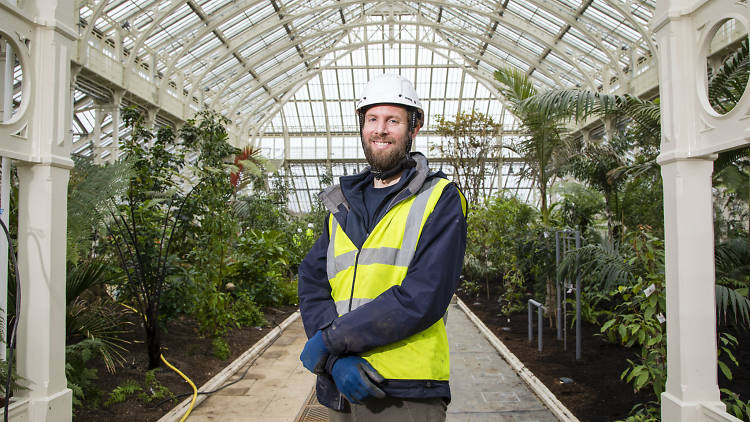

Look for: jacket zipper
[348,251,360,313]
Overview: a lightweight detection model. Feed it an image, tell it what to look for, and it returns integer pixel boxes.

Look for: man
[297,74,467,421]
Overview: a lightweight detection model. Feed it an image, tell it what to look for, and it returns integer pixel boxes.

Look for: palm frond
[714,146,750,176]
[68,159,134,263]
[523,89,623,122]
[494,67,537,108]
[616,96,661,136]
[715,283,750,329]
[67,297,131,373]
[708,38,749,113]
[715,238,750,281]
[558,242,635,292]
[66,259,108,305]
[608,160,660,182]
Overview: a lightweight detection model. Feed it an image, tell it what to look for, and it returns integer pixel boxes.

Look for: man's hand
[300,330,329,374]
[331,356,386,404]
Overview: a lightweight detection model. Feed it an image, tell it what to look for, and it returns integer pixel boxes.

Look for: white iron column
[109,89,124,164]
[12,0,75,417]
[16,163,71,421]
[145,106,158,147]
[653,1,737,420]
[92,105,103,164]
[659,158,722,421]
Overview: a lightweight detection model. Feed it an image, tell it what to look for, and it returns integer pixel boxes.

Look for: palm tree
[537,38,750,331]
[494,68,567,223]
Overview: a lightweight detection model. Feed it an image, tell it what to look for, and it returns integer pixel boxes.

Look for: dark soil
[459,294,750,422]
[74,305,297,422]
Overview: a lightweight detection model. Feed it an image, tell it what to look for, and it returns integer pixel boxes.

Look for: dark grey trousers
[327,397,447,422]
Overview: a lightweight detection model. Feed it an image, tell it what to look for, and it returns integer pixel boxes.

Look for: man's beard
[361,134,409,173]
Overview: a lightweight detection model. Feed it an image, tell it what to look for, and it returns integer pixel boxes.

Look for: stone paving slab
[184,302,562,421]
[186,318,316,422]
[447,302,558,422]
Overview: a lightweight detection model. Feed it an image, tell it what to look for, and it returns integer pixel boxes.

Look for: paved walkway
[182,302,563,422]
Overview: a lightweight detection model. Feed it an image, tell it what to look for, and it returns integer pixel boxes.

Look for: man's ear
[411,125,421,138]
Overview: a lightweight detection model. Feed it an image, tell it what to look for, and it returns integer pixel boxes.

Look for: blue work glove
[331,356,386,404]
[300,330,329,374]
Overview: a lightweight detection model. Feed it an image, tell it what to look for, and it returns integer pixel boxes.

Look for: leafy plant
[494,67,567,222]
[717,333,739,382]
[498,268,526,319]
[66,339,103,409]
[227,229,293,306]
[212,337,230,360]
[432,110,502,205]
[618,401,661,422]
[104,379,142,407]
[721,388,750,421]
[104,369,174,407]
[192,285,265,337]
[66,259,130,373]
[104,107,196,369]
[137,369,175,404]
[458,278,482,299]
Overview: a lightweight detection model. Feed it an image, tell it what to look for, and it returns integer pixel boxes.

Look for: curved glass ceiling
[72,0,658,211]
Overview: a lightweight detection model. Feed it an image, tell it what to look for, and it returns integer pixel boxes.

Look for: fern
[104,379,142,407]
[708,38,749,113]
[65,339,101,408]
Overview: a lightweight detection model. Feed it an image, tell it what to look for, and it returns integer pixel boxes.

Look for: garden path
[181,299,572,422]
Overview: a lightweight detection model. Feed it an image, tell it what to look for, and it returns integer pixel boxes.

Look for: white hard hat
[355,74,424,125]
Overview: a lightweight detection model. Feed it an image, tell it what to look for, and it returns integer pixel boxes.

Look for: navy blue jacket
[297,153,467,410]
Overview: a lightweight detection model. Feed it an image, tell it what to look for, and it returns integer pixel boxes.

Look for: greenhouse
[0,0,749,420]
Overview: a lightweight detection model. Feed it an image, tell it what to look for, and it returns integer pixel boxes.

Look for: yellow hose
[120,303,198,421]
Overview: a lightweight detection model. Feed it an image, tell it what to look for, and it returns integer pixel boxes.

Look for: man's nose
[373,119,388,134]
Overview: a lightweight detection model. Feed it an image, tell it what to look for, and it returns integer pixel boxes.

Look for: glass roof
[72,0,658,211]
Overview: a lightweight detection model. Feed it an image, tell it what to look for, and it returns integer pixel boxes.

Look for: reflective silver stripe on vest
[327,217,339,277]
[398,177,442,263]
[327,178,445,314]
[328,177,443,276]
[336,298,373,315]
[358,247,402,266]
[328,218,359,276]
[356,178,442,268]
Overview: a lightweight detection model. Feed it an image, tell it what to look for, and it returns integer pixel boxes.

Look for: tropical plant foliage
[432,110,502,205]
[456,37,750,421]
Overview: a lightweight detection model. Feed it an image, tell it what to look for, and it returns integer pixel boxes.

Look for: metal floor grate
[295,387,329,422]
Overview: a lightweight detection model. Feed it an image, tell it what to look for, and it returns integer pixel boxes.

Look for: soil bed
[460,294,750,422]
[75,305,296,422]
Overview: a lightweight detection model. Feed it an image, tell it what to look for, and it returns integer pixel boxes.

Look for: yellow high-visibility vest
[326,177,465,380]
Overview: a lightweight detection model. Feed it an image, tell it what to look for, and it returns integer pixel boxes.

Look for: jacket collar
[318,152,431,215]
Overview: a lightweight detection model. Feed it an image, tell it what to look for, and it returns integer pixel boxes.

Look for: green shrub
[212,337,230,360]
[192,283,266,337]
[457,277,481,299]
[65,339,102,409]
[721,388,750,420]
[138,369,174,403]
[499,268,526,319]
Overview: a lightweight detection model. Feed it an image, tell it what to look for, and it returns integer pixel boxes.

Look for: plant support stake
[528,299,545,353]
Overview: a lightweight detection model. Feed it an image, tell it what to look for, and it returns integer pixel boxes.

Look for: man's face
[360,104,419,172]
